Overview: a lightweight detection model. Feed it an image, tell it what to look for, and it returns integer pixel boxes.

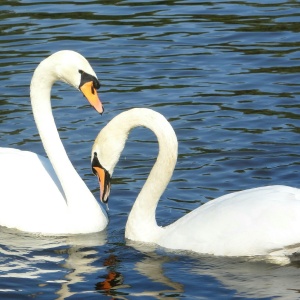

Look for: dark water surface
[1,0,300,299]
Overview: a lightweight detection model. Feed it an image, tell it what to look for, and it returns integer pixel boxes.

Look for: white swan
[91,108,300,262]
[0,50,108,234]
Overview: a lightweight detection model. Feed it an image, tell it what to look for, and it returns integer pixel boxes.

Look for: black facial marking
[79,69,101,90]
[92,152,101,174]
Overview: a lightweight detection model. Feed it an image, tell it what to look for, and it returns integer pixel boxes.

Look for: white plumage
[0,51,108,234]
[92,108,300,263]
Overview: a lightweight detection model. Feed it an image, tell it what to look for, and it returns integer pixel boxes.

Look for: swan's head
[91,134,126,203]
[44,50,104,114]
[90,116,129,203]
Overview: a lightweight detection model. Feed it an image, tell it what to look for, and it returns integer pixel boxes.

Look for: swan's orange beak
[92,152,111,203]
[80,81,104,114]
[93,166,111,203]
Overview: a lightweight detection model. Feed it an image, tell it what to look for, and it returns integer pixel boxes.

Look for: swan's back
[160,185,300,256]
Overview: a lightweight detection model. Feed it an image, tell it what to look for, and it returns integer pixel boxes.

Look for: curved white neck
[103,109,178,242]
[30,56,92,206]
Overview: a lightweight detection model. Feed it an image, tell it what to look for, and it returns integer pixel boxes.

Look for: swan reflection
[0,227,107,298]
[1,227,300,299]
[127,240,300,299]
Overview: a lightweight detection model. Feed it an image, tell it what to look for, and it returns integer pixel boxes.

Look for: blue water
[1,0,300,298]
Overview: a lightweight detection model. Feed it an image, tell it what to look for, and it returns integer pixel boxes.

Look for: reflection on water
[0,228,107,298]
[97,240,300,299]
[95,254,125,297]
[193,256,300,299]
[1,0,300,298]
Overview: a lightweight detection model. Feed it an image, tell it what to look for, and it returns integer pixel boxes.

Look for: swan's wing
[160,185,300,256]
[0,148,66,228]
